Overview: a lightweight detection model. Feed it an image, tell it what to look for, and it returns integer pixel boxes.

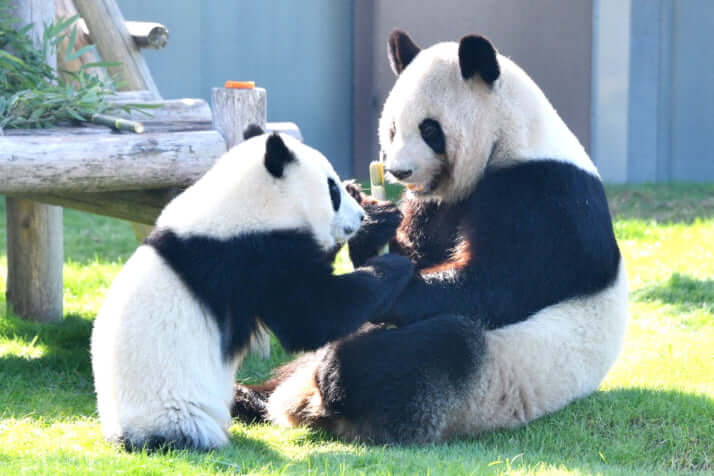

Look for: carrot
[224,80,255,89]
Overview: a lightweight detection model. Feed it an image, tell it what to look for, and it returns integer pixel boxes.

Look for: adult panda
[231,31,628,444]
[90,127,414,451]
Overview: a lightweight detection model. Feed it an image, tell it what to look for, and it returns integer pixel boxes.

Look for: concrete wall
[118,0,354,177]
[352,0,594,178]
[591,0,631,183]
[593,0,714,183]
[669,0,714,181]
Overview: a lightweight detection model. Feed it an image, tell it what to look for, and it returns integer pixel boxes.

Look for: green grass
[1,184,713,475]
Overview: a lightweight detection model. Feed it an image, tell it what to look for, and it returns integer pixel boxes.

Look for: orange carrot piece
[224,80,255,89]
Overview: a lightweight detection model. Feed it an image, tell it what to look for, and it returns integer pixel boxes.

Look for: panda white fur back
[231,31,628,444]
[91,129,414,451]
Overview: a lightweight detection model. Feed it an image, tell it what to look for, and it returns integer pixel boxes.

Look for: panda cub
[232,31,628,444]
[90,126,413,451]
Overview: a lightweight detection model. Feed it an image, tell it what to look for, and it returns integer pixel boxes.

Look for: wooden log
[73,0,160,97]
[107,90,156,103]
[3,121,213,136]
[115,98,213,123]
[211,87,267,148]
[55,0,107,82]
[125,21,169,50]
[6,0,63,323]
[10,188,181,225]
[54,14,169,51]
[0,129,226,193]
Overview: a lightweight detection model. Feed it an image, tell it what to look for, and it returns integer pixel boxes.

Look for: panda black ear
[264,133,295,178]
[243,123,264,140]
[388,29,421,76]
[458,35,500,84]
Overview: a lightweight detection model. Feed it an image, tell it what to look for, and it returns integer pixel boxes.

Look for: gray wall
[669,0,714,181]
[591,0,631,182]
[353,0,594,178]
[593,0,714,183]
[118,0,354,177]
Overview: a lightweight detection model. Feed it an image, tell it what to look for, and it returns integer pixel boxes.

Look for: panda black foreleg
[374,271,478,327]
[262,253,414,352]
[313,314,484,444]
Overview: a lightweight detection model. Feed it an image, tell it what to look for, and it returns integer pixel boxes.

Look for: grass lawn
[1,184,713,475]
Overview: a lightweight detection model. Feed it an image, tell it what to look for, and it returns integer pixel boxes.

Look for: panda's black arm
[375,271,479,326]
[343,181,405,267]
[262,253,414,352]
[348,201,404,267]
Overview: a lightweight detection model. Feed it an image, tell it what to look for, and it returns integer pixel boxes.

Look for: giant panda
[230,31,628,445]
[90,126,414,451]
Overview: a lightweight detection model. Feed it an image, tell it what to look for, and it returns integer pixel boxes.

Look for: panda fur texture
[90,127,414,451]
[230,31,628,444]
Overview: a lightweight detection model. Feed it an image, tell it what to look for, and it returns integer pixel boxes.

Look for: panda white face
[271,133,365,250]
[379,30,595,203]
[379,34,502,203]
[156,130,364,252]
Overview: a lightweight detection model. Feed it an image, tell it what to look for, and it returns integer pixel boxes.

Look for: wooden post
[73,0,160,97]
[6,200,64,322]
[211,87,267,150]
[6,0,63,322]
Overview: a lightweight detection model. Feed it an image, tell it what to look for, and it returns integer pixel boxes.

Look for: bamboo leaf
[67,44,96,62]
[64,24,78,62]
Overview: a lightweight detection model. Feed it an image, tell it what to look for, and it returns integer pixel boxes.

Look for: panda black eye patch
[328,177,341,212]
[419,118,446,154]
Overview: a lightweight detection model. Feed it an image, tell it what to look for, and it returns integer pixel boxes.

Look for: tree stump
[211,87,267,149]
[5,0,63,322]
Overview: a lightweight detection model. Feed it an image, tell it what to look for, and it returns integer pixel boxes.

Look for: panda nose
[343,226,355,235]
[386,168,412,180]
[359,212,366,222]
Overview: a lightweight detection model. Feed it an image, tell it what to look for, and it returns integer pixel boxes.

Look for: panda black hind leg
[265,315,485,444]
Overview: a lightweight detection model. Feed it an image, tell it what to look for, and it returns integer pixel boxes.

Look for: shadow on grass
[2,307,712,472]
[634,273,714,317]
[605,183,714,223]
[456,388,713,473]
[174,388,714,474]
[0,314,95,420]
[0,432,288,475]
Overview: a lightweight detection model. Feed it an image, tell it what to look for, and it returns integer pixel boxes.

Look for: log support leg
[5,197,63,322]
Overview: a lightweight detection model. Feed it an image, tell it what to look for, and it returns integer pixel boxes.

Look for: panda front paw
[349,202,403,267]
[365,253,414,278]
[344,179,395,208]
[344,179,366,204]
[231,384,268,424]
